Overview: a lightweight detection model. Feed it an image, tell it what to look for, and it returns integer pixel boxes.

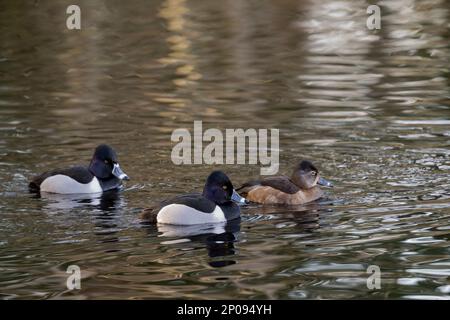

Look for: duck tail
[28,181,40,193]
[139,207,158,224]
[28,174,47,193]
[28,171,54,193]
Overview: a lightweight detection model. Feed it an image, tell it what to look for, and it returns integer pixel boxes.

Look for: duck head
[291,160,332,189]
[203,171,248,205]
[89,144,130,181]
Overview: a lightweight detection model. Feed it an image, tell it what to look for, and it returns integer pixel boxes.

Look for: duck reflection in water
[244,200,332,233]
[142,218,241,268]
[34,189,125,212]
[38,190,124,230]
[33,190,127,244]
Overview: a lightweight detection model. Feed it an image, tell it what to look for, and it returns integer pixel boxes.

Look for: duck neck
[290,173,305,189]
[97,176,122,191]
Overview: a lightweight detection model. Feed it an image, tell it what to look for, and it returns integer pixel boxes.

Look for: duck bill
[112,163,130,181]
[231,190,248,204]
[318,177,333,187]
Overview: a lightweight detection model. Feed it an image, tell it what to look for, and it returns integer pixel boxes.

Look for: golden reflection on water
[158,0,202,90]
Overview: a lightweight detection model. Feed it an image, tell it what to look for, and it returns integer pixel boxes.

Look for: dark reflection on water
[36,189,123,212]
[0,0,450,299]
[144,218,241,268]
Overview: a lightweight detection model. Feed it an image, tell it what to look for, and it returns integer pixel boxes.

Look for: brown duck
[237,160,333,205]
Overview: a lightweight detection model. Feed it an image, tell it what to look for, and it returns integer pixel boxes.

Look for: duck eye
[222,185,228,190]
[104,160,109,164]
[311,171,317,176]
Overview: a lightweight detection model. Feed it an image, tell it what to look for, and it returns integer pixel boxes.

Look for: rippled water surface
[1,0,450,299]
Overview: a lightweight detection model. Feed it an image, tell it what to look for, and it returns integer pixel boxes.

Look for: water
[0,0,449,299]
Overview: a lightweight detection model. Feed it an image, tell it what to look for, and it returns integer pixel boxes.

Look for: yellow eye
[104,160,109,164]
[223,185,228,190]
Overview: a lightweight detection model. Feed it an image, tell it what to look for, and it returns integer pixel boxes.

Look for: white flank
[157,204,226,225]
[40,175,102,194]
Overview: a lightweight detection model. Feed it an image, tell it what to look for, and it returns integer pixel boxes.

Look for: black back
[164,193,217,213]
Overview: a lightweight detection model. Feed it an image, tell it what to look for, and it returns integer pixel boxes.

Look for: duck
[140,170,247,225]
[29,144,129,194]
[237,160,333,205]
